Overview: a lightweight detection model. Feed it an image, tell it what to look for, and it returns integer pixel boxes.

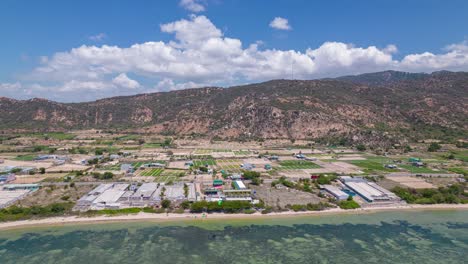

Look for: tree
[161,199,171,209]
[39,167,46,174]
[95,148,104,155]
[427,142,441,152]
[180,200,190,209]
[356,144,366,151]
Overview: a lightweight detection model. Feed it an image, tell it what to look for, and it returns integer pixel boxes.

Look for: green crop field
[278,160,321,170]
[14,154,36,161]
[141,168,164,177]
[234,150,250,155]
[23,132,76,140]
[98,164,121,171]
[349,160,395,172]
[151,170,185,183]
[143,143,163,148]
[193,159,217,167]
[216,159,243,173]
[399,165,440,173]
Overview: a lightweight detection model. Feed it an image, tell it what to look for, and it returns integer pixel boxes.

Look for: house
[141,162,165,168]
[321,185,348,200]
[269,155,279,161]
[109,154,121,160]
[229,174,243,180]
[3,184,39,191]
[120,164,133,172]
[241,163,254,171]
[295,154,305,159]
[0,173,16,183]
[213,179,223,187]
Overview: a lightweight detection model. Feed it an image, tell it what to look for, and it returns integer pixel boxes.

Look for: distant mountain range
[1,71,467,146]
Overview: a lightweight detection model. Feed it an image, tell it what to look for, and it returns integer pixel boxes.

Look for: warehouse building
[340,177,397,202]
[321,185,349,200]
[131,183,158,200]
[0,189,34,208]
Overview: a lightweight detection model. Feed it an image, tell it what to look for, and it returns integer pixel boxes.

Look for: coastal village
[0,130,466,220]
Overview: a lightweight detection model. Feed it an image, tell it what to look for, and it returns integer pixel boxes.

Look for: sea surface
[0,210,467,264]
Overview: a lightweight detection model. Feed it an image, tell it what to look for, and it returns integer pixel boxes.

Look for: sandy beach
[1,204,467,231]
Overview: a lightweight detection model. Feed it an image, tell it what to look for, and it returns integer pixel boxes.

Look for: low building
[0,173,16,183]
[241,163,254,170]
[229,174,243,180]
[164,184,185,202]
[213,179,223,187]
[223,189,252,202]
[0,189,32,208]
[3,184,39,191]
[321,185,348,200]
[120,164,133,172]
[341,177,398,202]
[131,183,158,200]
[233,180,246,190]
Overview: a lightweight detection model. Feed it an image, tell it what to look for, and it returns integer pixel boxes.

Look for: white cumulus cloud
[2,15,468,102]
[179,0,205,12]
[269,17,292,30]
[88,33,107,42]
[112,73,140,89]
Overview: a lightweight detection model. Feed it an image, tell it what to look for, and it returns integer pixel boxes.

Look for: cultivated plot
[278,160,321,170]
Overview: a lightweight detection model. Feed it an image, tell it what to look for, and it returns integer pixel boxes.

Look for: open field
[387,176,435,189]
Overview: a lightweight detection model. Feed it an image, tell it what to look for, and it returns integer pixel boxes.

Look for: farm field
[140,168,163,177]
[14,154,36,161]
[234,150,250,155]
[193,159,216,167]
[278,160,321,170]
[216,159,243,173]
[348,160,396,173]
[97,164,121,171]
[399,165,441,173]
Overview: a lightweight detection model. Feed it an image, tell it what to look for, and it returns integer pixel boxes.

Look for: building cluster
[202,177,255,203]
[75,182,196,211]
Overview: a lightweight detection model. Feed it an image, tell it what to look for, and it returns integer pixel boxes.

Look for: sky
[1,0,468,102]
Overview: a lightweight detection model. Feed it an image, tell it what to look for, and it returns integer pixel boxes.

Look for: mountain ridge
[1,71,467,146]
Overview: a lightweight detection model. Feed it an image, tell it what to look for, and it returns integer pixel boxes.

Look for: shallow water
[0,210,467,264]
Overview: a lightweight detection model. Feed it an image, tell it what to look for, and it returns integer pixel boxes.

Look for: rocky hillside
[0,71,467,145]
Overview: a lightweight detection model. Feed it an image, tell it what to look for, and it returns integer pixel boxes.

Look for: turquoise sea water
[0,210,467,264]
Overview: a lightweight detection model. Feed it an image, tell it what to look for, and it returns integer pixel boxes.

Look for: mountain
[0,71,467,146]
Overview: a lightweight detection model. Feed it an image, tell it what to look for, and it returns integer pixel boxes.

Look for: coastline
[1,204,468,231]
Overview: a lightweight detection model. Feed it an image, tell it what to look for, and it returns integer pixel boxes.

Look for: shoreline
[1,204,467,231]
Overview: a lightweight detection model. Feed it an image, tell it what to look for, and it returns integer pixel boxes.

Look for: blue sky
[1,0,468,102]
